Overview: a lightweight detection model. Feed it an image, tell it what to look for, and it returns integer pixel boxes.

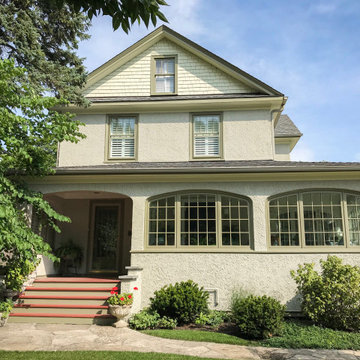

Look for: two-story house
[11,26,360,324]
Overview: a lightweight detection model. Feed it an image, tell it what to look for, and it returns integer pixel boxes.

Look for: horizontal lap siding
[84,39,255,97]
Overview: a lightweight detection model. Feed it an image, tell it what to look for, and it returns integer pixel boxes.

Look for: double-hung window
[193,114,222,158]
[108,116,136,159]
[151,56,177,94]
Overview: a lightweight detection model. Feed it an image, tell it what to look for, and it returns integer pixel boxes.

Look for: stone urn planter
[108,305,132,328]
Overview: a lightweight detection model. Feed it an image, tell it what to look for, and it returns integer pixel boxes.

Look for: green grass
[143,320,360,350]
[0,351,226,360]
[143,329,255,346]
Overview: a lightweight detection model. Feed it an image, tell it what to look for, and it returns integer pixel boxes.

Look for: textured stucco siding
[84,39,255,97]
[32,179,360,310]
[274,143,291,161]
[57,110,274,166]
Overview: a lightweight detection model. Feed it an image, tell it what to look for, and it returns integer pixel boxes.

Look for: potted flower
[107,290,133,328]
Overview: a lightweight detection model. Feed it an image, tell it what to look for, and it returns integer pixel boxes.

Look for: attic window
[151,55,177,95]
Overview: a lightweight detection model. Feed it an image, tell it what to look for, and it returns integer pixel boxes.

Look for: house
[10,26,360,324]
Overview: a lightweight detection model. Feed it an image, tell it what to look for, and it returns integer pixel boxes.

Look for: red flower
[110,290,115,295]
[112,287,118,291]
[133,287,138,290]
[120,297,125,301]
[128,295,132,299]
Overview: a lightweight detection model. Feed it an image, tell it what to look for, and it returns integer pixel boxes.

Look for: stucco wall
[33,179,360,310]
[84,38,255,97]
[274,143,291,161]
[57,109,274,166]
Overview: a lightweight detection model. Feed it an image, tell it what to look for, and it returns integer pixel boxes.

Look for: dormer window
[151,55,177,95]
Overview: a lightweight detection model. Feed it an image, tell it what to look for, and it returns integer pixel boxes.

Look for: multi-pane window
[154,57,175,93]
[148,196,175,246]
[269,191,360,249]
[180,194,217,246]
[109,116,136,159]
[148,192,251,248]
[221,196,250,246]
[303,192,343,246]
[269,195,299,247]
[347,194,360,246]
[193,115,221,158]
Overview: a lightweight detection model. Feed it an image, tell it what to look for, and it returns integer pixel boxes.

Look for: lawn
[143,319,360,350]
[0,351,226,360]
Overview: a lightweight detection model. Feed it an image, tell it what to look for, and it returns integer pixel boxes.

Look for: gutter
[53,165,360,176]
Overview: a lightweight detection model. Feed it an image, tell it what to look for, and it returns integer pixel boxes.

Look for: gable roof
[85,25,283,97]
[275,115,302,138]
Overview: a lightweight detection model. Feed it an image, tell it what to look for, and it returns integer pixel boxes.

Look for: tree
[0,0,168,288]
[0,59,85,286]
[59,0,168,32]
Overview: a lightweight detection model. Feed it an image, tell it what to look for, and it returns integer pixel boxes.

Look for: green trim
[144,190,253,251]
[105,114,138,161]
[190,112,224,160]
[150,54,178,95]
[267,189,360,251]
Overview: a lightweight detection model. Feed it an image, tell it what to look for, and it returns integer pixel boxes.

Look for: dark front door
[89,203,121,273]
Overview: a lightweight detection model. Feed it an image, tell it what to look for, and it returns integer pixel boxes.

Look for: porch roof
[55,160,360,175]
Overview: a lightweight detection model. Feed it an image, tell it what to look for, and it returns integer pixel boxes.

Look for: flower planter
[108,304,132,328]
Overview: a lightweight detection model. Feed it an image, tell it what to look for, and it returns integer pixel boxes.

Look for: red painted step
[19,294,109,300]
[14,304,108,309]
[34,278,119,283]
[10,313,114,318]
[25,287,115,292]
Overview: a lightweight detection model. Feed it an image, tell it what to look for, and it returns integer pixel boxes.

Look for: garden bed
[143,319,360,350]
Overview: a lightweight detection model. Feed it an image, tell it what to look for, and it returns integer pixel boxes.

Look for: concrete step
[17,298,108,305]
[10,276,120,325]
[33,278,119,289]
[24,287,115,296]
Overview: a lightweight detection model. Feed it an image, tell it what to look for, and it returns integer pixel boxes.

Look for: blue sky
[77,0,360,162]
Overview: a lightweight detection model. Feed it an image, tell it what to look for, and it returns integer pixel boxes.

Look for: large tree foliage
[0,59,85,284]
[55,0,168,32]
[0,0,90,105]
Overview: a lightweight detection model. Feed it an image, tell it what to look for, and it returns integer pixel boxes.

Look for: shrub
[291,255,360,331]
[128,309,177,330]
[231,293,285,339]
[157,316,177,329]
[0,299,13,318]
[150,280,209,324]
[129,309,160,330]
[195,310,228,328]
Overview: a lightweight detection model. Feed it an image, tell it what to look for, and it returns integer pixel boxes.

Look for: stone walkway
[0,323,360,360]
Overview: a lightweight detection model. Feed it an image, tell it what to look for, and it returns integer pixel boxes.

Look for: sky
[77,0,360,162]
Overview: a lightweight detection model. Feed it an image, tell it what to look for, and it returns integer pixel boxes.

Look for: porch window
[269,190,360,249]
[147,192,251,248]
[108,116,136,159]
[193,114,221,158]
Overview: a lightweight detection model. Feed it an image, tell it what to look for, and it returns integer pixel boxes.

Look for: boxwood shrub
[150,280,209,324]
[231,293,285,339]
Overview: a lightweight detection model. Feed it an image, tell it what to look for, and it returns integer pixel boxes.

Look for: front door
[89,203,121,273]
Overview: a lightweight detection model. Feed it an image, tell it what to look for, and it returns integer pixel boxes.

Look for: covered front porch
[36,190,133,277]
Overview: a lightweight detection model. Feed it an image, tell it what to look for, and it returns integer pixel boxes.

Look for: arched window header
[147,191,252,249]
[269,190,360,249]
